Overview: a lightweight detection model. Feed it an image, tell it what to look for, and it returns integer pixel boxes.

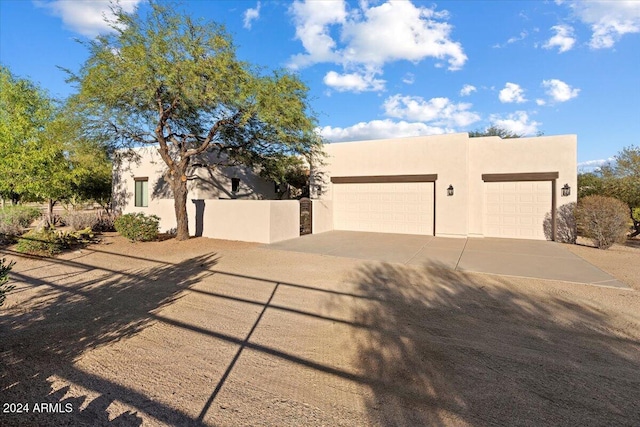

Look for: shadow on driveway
[0,247,219,427]
[267,231,628,288]
[346,262,640,426]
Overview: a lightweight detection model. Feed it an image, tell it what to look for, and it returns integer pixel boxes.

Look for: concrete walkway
[266,231,628,289]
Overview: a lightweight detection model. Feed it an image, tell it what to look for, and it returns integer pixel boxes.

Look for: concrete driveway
[266,231,627,288]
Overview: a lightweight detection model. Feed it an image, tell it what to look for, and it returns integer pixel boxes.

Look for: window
[134,178,148,207]
[231,178,240,193]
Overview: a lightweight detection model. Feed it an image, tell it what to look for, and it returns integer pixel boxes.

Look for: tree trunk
[172,176,190,241]
[47,199,56,227]
[630,207,640,238]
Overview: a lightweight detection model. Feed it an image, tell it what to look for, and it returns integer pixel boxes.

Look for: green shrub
[576,195,629,249]
[114,213,160,242]
[0,257,16,307]
[15,229,67,256]
[0,205,41,228]
[64,211,98,231]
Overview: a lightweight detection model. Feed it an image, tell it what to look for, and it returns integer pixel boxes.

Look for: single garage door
[484,181,551,240]
[333,182,434,235]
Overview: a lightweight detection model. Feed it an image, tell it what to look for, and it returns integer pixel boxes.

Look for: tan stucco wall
[318,133,577,238]
[191,200,299,243]
[311,200,333,234]
[467,135,577,237]
[269,201,301,243]
[113,147,278,215]
[321,133,469,238]
[114,134,577,241]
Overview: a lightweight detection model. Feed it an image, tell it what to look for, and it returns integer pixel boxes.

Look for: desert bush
[0,205,41,228]
[64,211,98,231]
[0,221,23,240]
[0,257,16,307]
[94,212,117,232]
[543,202,577,244]
[114,213,160,242]
[576,195,629,249]
[15,229,67,256]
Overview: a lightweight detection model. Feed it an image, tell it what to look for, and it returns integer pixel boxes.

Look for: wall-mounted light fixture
[316,184,323,196]
[447,185,454,196]
[561,183,570,197]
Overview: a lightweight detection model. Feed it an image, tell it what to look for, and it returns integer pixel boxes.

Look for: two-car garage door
[484,181,551,240]
[333,182,434,235]
[332,177,553,240]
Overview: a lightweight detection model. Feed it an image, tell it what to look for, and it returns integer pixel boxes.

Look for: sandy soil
[1,233,639,426]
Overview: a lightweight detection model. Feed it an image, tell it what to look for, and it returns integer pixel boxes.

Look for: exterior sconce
[447,185,454,196]
[561,183,570,197]
[316,184,323,196]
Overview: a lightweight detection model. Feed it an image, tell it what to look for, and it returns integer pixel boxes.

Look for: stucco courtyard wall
[185,200,299,244]
[311,200,333,234]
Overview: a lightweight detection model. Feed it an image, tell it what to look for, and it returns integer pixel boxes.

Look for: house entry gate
[299,198,312,235]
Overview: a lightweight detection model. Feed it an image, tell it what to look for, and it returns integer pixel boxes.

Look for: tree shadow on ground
[349,262,640,426]
[0,249,219,426]
[623,237,640,249]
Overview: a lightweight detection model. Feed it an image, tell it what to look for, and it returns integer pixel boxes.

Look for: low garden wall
[187,199,300,244]
[127,199,315,244]
[311,200,333,234]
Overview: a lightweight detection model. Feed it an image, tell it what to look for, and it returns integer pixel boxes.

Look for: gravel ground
[1,233,639,426]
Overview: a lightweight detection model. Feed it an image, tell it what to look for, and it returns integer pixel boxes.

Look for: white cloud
[339,1,466,70]
[323,70,385,92]
[561,0,640,48]
[460,84,477,96]
[499,82,527,103]
[542,79,580,102]
[493,30,528,48]
[37,0,142,37]
[288,0,347,68]
[243,2,261,29]
[289,0,466,91]
[489,111,541,136]
[402,73,415,85]
[319,119,450,142]
[543,24,576,53]
[536,99,546,106]
[577,158,614,170]
[383,94,481,127]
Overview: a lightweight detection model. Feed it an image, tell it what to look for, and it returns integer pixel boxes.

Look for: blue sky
[1,0,639,170]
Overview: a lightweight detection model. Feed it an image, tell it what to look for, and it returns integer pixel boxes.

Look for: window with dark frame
[231,178,240,193]
[134,178,149,207]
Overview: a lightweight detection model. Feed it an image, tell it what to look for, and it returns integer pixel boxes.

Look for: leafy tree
[1,67,113,220]
[577,146,640,237]
[577,172,605,199]
[601,146,640,237]
[469,125,523,139]
[259,154,310,199]
[70,1,320,240]
[0,65,55,204]
[59,105,114,210]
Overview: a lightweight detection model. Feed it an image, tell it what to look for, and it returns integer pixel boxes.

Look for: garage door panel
[484,181,551,240]
[334,182,434,235]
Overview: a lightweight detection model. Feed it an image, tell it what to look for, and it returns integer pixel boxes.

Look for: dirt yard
[1,234,639,426]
